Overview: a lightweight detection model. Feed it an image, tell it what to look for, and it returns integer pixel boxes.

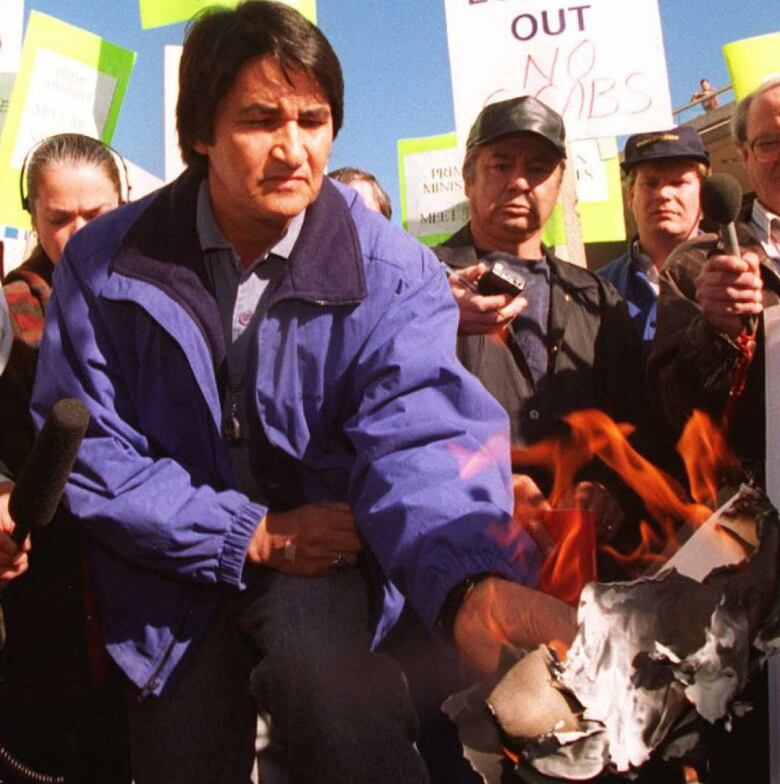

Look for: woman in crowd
[0,133,130,782]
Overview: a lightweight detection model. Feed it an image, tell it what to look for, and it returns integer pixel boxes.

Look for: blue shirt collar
[196,179,304,263]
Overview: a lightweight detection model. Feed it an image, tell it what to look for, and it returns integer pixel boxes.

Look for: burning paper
[445,409,780,782]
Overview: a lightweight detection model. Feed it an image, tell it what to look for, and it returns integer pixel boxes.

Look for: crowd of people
[0,1,778,782]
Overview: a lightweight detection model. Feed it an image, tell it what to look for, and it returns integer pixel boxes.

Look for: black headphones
[19,133,131,213]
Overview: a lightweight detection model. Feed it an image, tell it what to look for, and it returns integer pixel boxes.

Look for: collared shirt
[197,180,303,347]
[196,180,304,497]
[628,240,660,345]
[506,256,551,391]
[749,199,780,270]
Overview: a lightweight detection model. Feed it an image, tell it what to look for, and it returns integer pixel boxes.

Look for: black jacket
[435,226,647,454]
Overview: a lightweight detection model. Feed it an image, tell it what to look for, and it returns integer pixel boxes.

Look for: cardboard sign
[0,12,135,229]
[397,133,469,246]
[723,32,780,101]
[140,0,316,29]
[444,0,673,145]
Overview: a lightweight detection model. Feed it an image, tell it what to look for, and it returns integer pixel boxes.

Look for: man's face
[465,134,563,253]
[628,159,702,247]
[740,85,780,215]
[194,55,333,240]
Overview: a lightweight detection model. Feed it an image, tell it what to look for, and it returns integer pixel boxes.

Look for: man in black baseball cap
[598,125,710,353]
[434,93,645,558]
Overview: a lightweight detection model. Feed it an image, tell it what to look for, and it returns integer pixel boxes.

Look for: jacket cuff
[218,501,266,589]
[423,549,541,636]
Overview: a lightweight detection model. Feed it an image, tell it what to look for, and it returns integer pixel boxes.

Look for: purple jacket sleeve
[346,257,540,632]
[30,245,265,589]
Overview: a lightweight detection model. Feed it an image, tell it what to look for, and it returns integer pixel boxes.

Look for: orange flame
[512,408,738,581]
[677,410,740,505]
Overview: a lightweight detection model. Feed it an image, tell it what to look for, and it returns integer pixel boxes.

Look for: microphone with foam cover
[700,173,757,334]
[9,398,90,546]
[701,173,743,257]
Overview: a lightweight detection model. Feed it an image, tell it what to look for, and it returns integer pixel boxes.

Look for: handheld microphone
[700,173,743,256]
[700,173,757,334]
[8,398,90,546]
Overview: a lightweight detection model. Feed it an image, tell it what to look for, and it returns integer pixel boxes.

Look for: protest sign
[0,12,135,229]
[140,0,316,29]
[164,45,185,182]
[0,0,24,135]
[572,137,625,244]
[723,32,780,101]
[0,0,24,74]
[397,133,469,246]
[443,0,673,145]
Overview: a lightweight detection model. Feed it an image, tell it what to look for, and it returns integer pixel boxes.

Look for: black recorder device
[477,257,526,297]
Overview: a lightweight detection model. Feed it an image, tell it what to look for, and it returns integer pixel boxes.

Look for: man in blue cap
[598,126,710,353]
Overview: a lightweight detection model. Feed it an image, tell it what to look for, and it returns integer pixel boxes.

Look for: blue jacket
[31,171,538,696]
[597,240,658,354]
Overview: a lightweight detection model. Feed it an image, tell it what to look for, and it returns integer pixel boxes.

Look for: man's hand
[512,474,554,556]
[453,576,577,677]
[247,500,362,577]
[558,480,625,543]
[449,263,526,335]
[0,481,30,587]
[695,250,763,339]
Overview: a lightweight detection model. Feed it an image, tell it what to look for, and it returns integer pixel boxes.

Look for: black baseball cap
[466,96,567,158]
[621,126,710,173]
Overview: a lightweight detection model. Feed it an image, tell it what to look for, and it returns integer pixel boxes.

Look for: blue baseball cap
[622,126,709,173]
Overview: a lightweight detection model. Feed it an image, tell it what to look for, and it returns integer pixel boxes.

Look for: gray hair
[731,78,780,145]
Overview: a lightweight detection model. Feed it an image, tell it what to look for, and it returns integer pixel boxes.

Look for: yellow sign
[140,0,317,29]
[723,32,780,101]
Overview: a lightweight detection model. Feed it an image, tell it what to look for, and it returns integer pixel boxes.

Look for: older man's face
[741,85,780,214]
[465,133,563,254]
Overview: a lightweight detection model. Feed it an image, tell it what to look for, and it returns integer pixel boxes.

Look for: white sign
[0,0,24,73]
[444,0,673,145]
[11,48,117,168]
[164,45,185,182]
[126,159,164,200]
[763,305,780,784]
[0,0,24,135]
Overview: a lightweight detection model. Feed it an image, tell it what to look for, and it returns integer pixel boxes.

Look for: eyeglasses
[748,132,780,163]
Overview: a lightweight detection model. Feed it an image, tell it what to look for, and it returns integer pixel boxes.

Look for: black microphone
[9,398,90,546]
[700,173,757,334]
[701,173,743,256]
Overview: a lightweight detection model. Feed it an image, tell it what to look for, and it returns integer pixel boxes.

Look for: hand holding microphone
[695,173,763,340]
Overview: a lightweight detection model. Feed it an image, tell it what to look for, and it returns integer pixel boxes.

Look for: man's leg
[126,595,257,784]
[239,568,430,784]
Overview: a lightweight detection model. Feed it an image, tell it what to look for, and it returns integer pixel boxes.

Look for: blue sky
[23,0,780,222]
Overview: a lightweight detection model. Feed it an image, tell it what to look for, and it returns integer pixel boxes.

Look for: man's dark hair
[177,0,344,171]
[329,167,393,219]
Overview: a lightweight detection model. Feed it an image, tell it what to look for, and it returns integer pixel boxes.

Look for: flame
[538,509,596,606]
[512,408,739,582]
[677,410,741,505]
